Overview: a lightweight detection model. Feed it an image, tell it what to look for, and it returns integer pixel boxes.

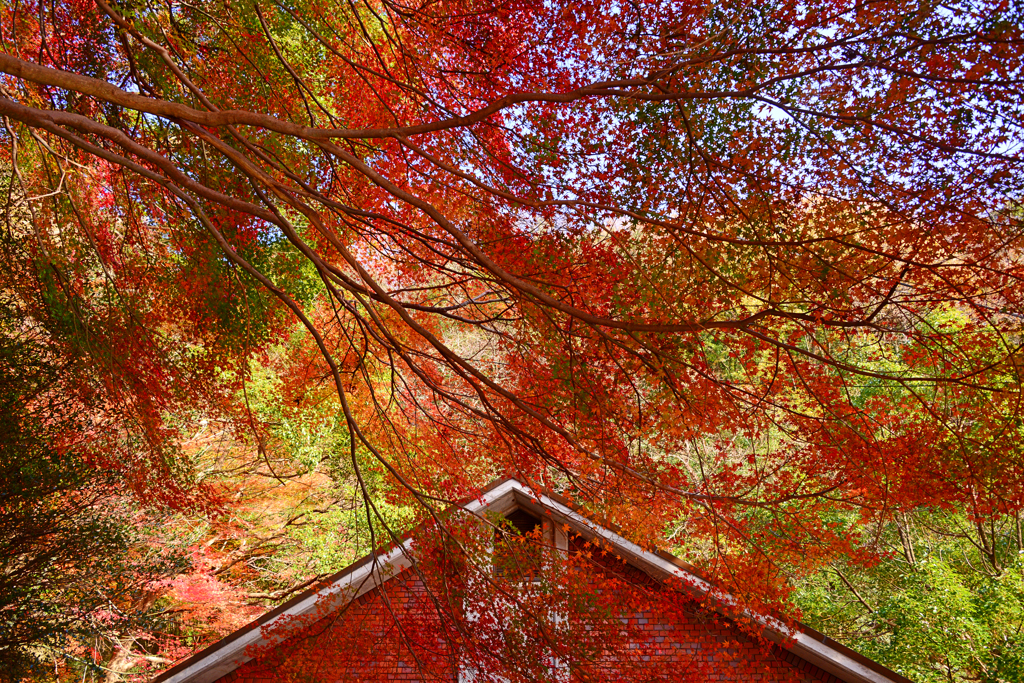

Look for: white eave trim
[510,483,896,683]
[156,541,414,683]
[157,480,522,683]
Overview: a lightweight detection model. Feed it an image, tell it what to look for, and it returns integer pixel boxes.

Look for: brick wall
[213,542,839,683]
[560,536,838,683]
[219,570,457,683]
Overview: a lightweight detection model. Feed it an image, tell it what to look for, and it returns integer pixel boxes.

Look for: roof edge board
[515,486,899,683]
[155,480,524,683]
[156,542,414,683]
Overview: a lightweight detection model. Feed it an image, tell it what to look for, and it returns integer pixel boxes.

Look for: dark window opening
[493,508,544,581]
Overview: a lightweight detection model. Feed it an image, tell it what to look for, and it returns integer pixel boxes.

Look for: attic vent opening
[493,508,544,581]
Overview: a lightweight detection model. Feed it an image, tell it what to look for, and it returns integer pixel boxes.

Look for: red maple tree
[1,0,1021,678]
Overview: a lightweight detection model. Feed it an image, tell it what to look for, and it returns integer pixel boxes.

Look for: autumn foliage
[0,0,1022,679]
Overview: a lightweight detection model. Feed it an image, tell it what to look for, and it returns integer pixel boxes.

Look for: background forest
[0,0,1022,681]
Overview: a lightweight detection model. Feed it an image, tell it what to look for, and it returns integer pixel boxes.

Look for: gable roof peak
[154,476,909,683]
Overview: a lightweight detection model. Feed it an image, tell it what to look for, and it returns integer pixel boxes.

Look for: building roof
[153,477,911,683]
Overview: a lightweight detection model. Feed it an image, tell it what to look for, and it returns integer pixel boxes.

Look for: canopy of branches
[0,0,1021,680]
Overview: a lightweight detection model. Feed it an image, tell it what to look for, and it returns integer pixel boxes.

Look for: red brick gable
[216,571,456,683]
[154,479,908,683]
[210,549,839,683]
